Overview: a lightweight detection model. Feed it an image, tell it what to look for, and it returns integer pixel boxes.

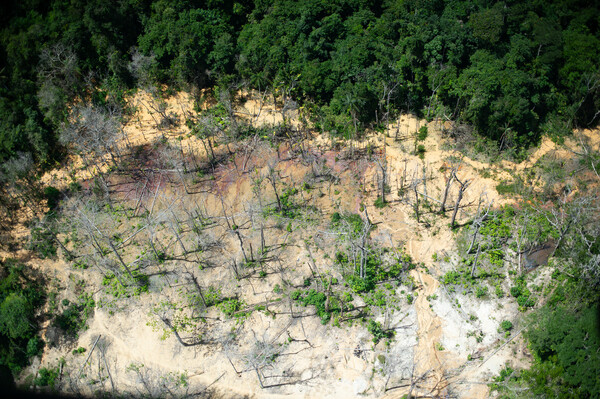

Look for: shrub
[417,126,428,141]
[52,294,95,336]
[367,320,393,344]
[475,285,488,298]
[35,366,59,389]
[218,298,244,317]
[72,347,86,355]
[26,336,44,358]
[374,196,386,208]
[28,224,56,259]
[500,320,513,332]
[496,182,517,195]
[44,186,61,210]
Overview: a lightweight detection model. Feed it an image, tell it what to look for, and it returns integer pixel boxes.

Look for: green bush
[72,347,86,355]
[495,182,517,195]
[102,270,149,297]
[475,285,488,298]
[374,196,386,208]
[44,186,61,210]
[500,320,513,332]
[292,289,351,325]
[0,261,45,373]
[367,320,394,344]
[52,294,95,336]
[26,336,44,358]
[35,366,60,389]
[417,126,428,141]
[218,298,245,317]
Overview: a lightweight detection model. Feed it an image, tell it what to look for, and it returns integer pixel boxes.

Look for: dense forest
[1,0,599,397]
[1,0,600,165]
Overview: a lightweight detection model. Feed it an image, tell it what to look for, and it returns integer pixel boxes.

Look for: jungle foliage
[1,0,600,167]
[0,260,45,375]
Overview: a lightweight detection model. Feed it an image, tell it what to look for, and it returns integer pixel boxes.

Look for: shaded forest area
[0,0,599,397]
[1,0,600,167]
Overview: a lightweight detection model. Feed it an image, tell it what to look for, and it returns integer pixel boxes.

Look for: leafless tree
[466,196,493,255]
[37,43,81,121]
[410,170,421,223]
[128,47,156,88]
[126,362,202,398]
[29,214,74,260]
[157,143,191,194]
[69,198,139,285]
[451,172,471,229]
[440,161,460,213]
[264,160,283,213]
[375,151,388,204]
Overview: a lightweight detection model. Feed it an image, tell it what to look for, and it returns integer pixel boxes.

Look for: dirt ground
[15,90,600,398]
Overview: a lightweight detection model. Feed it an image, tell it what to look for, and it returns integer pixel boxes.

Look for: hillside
[1,1,600,397]
[2,90,598,398]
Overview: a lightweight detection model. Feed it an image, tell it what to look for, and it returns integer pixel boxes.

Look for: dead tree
[451,173,471,229]
[375,152,388,204]
[157,144,191,194]
[30,215,75,260]
[513,209,530,274]
[410,169,421,222]
[274,77,299,130]
[0,152,44,217]
[537,194,588,258]
[466,197,493,254]
[218,194,251,264]
[471,243,482,277]
[71,199,139,284]
[379,80,400,135]
[264,160,283,213]
[357,212,372,280]
[440,162,460,213]
[60,103,123,169]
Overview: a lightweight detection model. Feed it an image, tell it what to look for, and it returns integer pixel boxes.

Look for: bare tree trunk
[440,170,455,213]
[412,180,420,222]
[471,243,481,277]
[451,174,471,229]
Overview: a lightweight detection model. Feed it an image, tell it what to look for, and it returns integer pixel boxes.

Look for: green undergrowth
[101,269,149,298]
[0,260,46,374]
[52,293,95,337]
[291,289,355,325]
[443,205,560,309]
[337,248,416,294]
